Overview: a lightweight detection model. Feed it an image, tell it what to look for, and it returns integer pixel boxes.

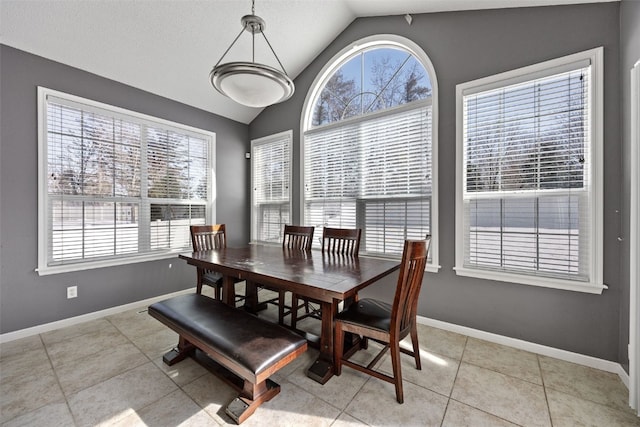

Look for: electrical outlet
[67,286,78,299]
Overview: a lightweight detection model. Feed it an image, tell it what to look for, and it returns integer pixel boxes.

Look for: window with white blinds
[455,47,604,293]
[305,105,432,256]
[38,87,215,275]
[251,130,292,244]
[302,36,439,266]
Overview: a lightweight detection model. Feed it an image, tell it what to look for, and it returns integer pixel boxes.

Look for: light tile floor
[1,289,639,426]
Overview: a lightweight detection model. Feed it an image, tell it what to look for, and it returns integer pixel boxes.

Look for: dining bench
[148,293,307,424]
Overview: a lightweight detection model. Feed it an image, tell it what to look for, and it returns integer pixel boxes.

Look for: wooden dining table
[178,244,400,384]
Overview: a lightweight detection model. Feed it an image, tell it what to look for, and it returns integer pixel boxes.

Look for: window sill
[453,266,606,294]
[36,251,185,276]
[426,264,441,273]
[359,253,440,273]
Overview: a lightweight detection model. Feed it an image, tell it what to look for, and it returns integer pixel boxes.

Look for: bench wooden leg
[162,336,196,366]
[225,378,280,424]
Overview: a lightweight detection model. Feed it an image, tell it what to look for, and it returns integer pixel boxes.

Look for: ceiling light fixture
[209,0,294,108]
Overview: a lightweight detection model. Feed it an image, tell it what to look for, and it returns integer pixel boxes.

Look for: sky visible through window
[312,47,431,126]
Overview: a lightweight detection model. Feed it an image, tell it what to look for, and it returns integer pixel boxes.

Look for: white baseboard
[416,315,630,389]
[0,288,194,344]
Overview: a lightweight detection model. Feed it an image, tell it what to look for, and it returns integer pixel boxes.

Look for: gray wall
[0,45,250,333]
[619,0,640,372]
[250,3,623,361]
[1,2,631,366]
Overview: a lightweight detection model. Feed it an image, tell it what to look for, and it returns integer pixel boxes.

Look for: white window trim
[37,87,216,275]
[300,34,440,272]
[454,47,604,294]
[629,59,640,414]
[250,130,293,244]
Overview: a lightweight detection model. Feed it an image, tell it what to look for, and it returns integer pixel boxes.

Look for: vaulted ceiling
[0,0,615,124]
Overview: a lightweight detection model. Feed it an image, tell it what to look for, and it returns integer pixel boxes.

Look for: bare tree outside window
[44,96,210,266]
[462,69,589,278]
[311,48,431,127]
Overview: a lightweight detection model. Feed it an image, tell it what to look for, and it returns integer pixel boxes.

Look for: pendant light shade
[210,2,294,108]
[211,62,294,108]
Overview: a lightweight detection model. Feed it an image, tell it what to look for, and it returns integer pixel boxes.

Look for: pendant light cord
[252,0,256,63]
[212,0,290,75]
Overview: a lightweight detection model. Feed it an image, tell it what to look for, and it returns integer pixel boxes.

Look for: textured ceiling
[0,0,615,124]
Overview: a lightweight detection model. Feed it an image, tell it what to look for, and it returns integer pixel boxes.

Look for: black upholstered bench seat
[148,293,307,424]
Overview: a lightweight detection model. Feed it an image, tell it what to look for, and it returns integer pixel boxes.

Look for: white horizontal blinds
[147,128,209,250]
[361,107,431,197]
[305,121,359,240]
[304,105,432,256]
[462,64,591,280]
[361,106,431,255]
[252,133,291,244]
[47,100,142,264]
[45,95,210,266]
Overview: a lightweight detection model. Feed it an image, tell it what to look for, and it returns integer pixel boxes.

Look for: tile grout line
[450,335,537,427]
[439,334,469,427]
[340,375,375,426]
[102,311,216,425]
[51,315,162,426]
[111,308,236,425]
[538,354,555,427]
[39,333,80,427]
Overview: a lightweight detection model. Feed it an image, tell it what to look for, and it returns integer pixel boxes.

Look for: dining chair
[290,227,361,330]
[334,236,431,404]
[282,225,315,251]
[322,227,362,255]
[190,224,244,303]
[262,225,315,325]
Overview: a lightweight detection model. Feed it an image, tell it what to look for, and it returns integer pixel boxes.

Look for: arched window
[301,35,438,268]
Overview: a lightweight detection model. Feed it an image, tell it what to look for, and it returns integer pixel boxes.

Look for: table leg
[306,299,338,384]
[242,280,268,313]
[222,275,236,306]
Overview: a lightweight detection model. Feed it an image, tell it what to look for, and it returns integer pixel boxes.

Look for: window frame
[37,87,216,275]
[250,130,293,244]
[300,34,439,271]
[454,47,604,294]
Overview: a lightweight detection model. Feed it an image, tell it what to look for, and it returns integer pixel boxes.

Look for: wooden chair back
[190,224,227,251]
[190,224,227,297]
[322,227,361,256]
[282,225,314,251]
[392,236,431,339]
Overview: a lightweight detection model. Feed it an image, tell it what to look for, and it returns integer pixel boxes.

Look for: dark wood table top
[179,245,400,303]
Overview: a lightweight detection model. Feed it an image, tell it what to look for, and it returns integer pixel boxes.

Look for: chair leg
[410,324,421,370]
[334,322,345,376]
[361,337,369,350]
[196,270,204,295]
[277,291,286,325]
[291,294,299,330]
[390,341,404,404]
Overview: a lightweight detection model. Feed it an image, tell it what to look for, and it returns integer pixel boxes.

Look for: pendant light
[209,0,294,108]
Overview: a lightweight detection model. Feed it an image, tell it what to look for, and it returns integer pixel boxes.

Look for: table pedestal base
[306,359,333,384]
